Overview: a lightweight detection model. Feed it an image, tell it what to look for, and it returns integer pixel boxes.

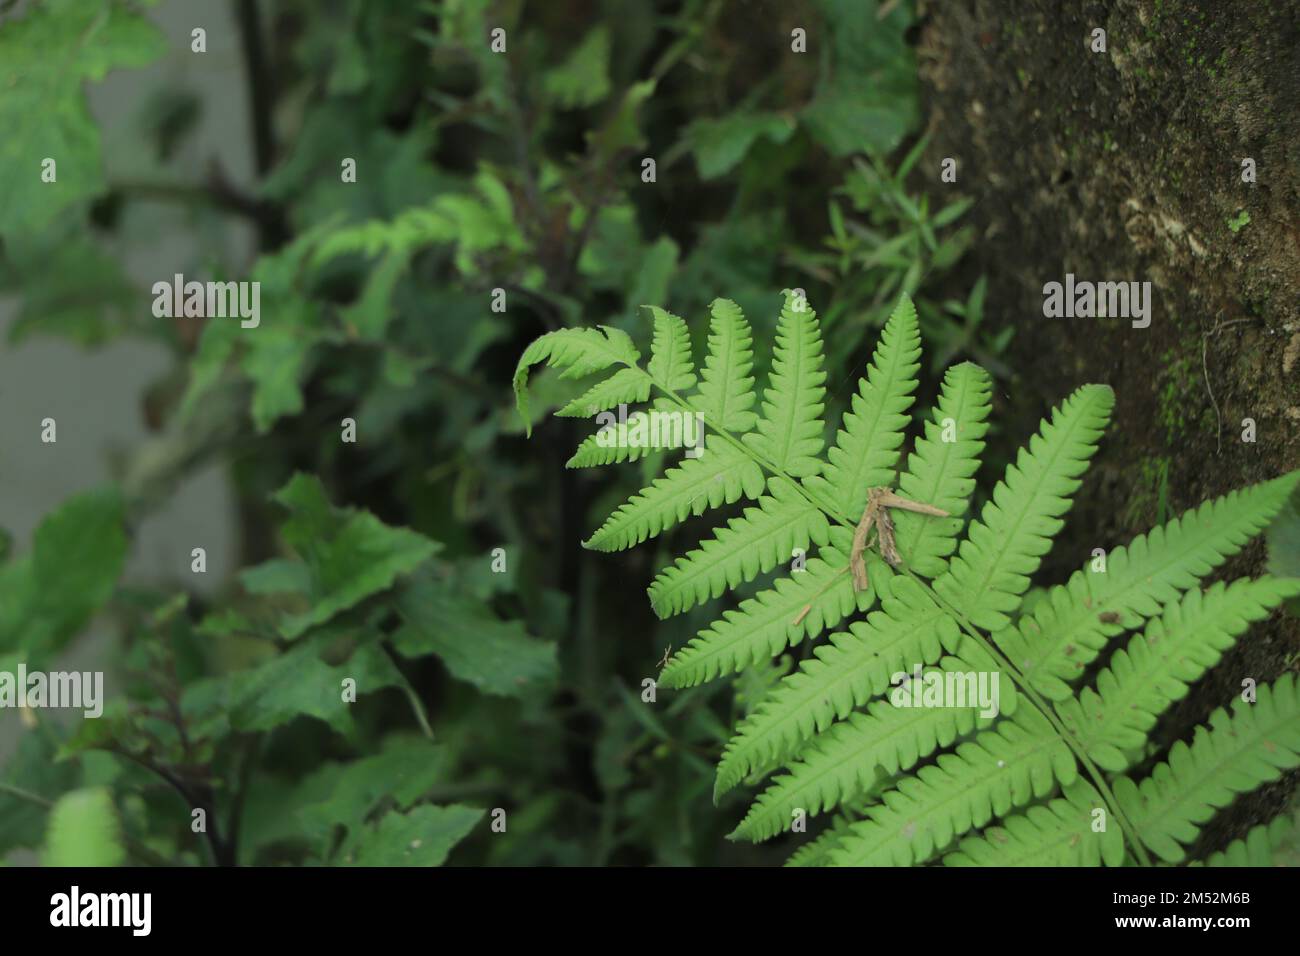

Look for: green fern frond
[648,477,830,617]
[567,431,646,468]
[827,709,1077,866]
[1197,809,1299,867]
[943,779,1124,867]
[695,298,758,433]
[1117,674,1300,864]
[998,471,1300,700]
[1057,578,1300,772]
[741,291,827,478]
[933,384,1113,632]
[713,576,953,799]
[784,814,858,867]
[513,325,641,433]
[307,203,457,264]
[892,362,991,577]
[645,306,697,392]
[555,366,650,418]
[583,438,764,551]
[566,405,680,468]
[732,657,989,843]
[803,295,920,518]
[517,289,1300,867]
[658,527,865,688]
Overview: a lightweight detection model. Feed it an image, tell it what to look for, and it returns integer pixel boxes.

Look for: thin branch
[0,780,53,808]
[225,733,261,862]
[234,0,275,176]
[233,0,289,248]
[109,158,279,230]
[109,747,234,866]
[1202,318,1256,455]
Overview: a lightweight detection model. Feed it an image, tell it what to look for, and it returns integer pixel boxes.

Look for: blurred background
[0,0,1296,866]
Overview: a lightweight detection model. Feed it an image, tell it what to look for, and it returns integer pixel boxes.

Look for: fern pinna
[513,291,1300,866]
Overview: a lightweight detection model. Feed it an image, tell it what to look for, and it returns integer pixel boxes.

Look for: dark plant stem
[225,733,261,863]
[110,158,285,236]
[233,0,289,248]
[112,748,236,866]
[234,0,274,175]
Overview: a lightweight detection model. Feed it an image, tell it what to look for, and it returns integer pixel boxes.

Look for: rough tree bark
[916,0,1300,853]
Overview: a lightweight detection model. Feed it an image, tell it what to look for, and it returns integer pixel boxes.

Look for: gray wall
[0,1,262,848]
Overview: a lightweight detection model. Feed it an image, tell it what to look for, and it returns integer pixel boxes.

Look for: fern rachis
[515,291,1300,866]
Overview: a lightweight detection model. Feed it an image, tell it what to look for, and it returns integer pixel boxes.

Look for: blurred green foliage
[0,0,998,866]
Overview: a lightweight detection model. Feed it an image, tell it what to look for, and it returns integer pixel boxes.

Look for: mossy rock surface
[915,0,1300,853]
